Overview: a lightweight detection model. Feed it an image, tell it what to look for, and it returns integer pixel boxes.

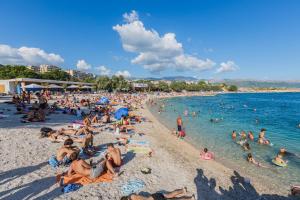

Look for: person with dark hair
[56,139,79,165]
[105,143,122,176]
[120,187,195,200]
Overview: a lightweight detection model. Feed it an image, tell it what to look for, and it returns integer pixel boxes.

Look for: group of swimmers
[231,128,298,168]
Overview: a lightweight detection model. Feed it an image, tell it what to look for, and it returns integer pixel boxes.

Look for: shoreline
[0,94,294,199]
[143,97,291,198]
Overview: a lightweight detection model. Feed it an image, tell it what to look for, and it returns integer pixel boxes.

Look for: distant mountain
[210,79,300,88]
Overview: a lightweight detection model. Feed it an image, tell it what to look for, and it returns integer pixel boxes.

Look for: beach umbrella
[81,85,93,89]
[47,84,63,89]
[24,83,44,89]
[67,85,79,89]
[96,96,110,105]
[114,107,129,120]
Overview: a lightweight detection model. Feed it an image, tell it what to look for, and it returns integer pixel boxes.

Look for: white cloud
[76,59,91,71]
[115,70,131,78]
[0,44,64,65]
[96,65,111,76]
[113,10,215,73]
[123,10,139,23]
[216,61,239,73]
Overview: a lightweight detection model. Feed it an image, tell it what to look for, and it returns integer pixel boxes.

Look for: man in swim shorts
[177,115,183,132]
[67,155,106,179]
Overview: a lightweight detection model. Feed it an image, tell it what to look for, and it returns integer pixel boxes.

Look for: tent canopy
[82,85,93,89]
[67,85,79,89]
[47,84,63,89]
[114,107,129,120]
[24,83,44,89]
[96,96,110,105]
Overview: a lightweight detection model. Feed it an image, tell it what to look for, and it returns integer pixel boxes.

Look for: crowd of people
[8,90,197,199]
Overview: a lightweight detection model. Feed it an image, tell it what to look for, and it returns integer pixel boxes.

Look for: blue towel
[48,155,59,169]
[62,184,81,193]
[121,179,145,196]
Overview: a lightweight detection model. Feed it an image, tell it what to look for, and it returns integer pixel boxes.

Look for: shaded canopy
[24,83,44,89]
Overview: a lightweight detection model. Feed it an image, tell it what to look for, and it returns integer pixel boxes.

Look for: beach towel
[62,183,81,193]
[58,172,113,186]
[127,146,152,154]
[128,140,150,147]
[121,179,145,196]
[48,155,60,169]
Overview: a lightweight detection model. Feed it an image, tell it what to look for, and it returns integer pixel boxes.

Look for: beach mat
[58,172,113,186]
[127,146,152,154]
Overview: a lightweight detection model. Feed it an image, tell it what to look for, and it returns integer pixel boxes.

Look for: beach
[0,94,295,200]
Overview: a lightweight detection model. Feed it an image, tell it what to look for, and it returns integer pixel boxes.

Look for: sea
[149,92,300,187]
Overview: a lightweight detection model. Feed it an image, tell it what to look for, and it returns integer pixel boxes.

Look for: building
[0,78,95,94]
[65,69,95,80]
[39,64,61,73]
[26,65,40,73]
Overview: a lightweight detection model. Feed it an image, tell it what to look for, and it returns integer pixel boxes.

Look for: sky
[0,0,299,80]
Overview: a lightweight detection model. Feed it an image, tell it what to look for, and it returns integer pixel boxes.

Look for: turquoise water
[150,93,300,186]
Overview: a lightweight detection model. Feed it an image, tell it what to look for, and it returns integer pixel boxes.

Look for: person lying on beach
[200,148,214,160]
[105,143,122,176]
[24,108,45,122]
[102,112,111,123]
[67,155,106,179]
[247,153,269,168]
[56,139,80,165]
[120,187,195,200]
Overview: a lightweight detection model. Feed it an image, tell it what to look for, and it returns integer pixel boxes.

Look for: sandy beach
[0,94,295,200]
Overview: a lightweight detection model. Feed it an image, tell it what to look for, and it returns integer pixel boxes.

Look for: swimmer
[274,154,288,166]
[232,130,237,140]
[240,131,247,140]
[279,148,300,159]
[247,153,269,168]
[242,142,251,151]
[248,131,254,141]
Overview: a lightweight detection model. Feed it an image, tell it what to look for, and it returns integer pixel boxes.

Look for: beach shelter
[67,85,79,89]
[24,83,44,89]
[114,107,129,120]
[96,96,110,105]
[47,84,63,89]
[81,85,93,89]
[24,83,44,92]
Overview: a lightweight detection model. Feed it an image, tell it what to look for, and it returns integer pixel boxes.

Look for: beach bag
[41,127,53,134]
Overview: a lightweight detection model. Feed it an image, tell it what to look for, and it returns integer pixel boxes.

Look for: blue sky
[0,0,299,80]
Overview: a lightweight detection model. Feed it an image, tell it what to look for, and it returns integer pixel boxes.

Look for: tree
[0,65,40,79]
[170,81,186,92]
[157,81,170,92]
[96,76,111,91]
[227,85,238,92]
[40,69,71,81]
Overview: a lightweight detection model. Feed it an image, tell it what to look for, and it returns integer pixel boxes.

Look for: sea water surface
[150,92,300,187]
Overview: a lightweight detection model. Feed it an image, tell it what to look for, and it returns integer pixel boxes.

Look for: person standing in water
[177,115,183,132]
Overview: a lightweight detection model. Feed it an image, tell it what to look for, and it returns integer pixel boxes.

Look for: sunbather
[67,155,106,179]
[105,143,122,176]
[56,139,80,163]
[121,187,195,200]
